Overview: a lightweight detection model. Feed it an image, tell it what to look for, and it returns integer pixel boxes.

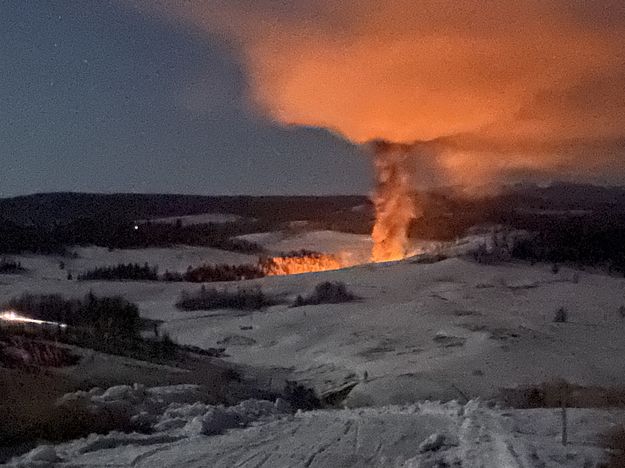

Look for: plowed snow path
[458,403,530,467]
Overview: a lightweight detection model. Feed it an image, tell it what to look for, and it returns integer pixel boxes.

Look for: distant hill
[504,182,625,211]
[2,183,625,230]
[0,193,369,227]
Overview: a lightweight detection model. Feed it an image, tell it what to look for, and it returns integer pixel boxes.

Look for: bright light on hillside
[0,310,68,328]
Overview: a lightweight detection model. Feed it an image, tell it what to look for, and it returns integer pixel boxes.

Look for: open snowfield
[9,245,256,280]
[2,230,625,466]
[158,257,625,405]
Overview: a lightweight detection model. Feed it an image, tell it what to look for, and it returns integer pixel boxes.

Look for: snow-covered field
[11,245,255,280]
[9,386,620,467]
[159,256,625,404]
[3,231,625,399]
[2,229,625,466]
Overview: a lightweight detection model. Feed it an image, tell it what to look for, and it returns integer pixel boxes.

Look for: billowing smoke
[140,0,625,181]
[135,0,625,260]
[370,141,420,262]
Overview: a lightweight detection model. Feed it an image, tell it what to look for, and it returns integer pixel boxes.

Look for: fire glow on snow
[0,310,68,329]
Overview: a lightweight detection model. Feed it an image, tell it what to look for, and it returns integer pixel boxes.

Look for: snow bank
[11,384,292,466]
[10,399,618,467]
[19,445,58,464]
[54,383,290,437]
[197,399,284,435]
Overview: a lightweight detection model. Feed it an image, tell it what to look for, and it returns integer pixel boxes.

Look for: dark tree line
[78,261,267,283]
[0,217,264,255]
[6,292,141,338]
[180,263,265,283]
[511,213,625,274]
[0,257,25,274]
[0,193,367,228]
[78,263,159,281]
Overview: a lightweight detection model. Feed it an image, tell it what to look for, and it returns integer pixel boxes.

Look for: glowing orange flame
[261,252,343,275]
[370,141,421,262]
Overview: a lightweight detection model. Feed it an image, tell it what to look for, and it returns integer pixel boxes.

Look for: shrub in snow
[0,257,25,274]
[553,307,568,323]
[291,281,358,307]
[283,381,322,410]
[176,285,285,311]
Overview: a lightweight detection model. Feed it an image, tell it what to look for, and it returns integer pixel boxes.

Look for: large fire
[261,251,343,276]
[370,141,420,262]
[138,1,625,265]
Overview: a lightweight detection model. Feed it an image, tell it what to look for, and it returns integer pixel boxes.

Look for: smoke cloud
[133,0,625,260]
[137,0,625,187]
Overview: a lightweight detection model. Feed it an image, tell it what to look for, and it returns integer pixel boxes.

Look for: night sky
[0,1,370,197]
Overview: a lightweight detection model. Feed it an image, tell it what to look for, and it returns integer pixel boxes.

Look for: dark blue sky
[0,1,370,197]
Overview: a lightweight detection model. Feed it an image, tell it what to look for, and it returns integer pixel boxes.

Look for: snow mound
[198,399,285,435]
[54,383,289,437]
[21,445,58,464]
[56,383,206,428]
[12,384,292,466]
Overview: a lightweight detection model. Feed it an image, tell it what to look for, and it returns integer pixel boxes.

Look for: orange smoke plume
[370,141,420,262]
[136,1,625,262]
[142,1,625,182]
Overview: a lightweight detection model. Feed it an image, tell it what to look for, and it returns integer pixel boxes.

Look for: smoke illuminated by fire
[137,0,625,262]
[370,141,420,262]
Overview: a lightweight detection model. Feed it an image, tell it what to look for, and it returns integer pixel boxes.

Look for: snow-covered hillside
[2,232,625,400]
[159,256,625,405]
[2,229,625,466]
